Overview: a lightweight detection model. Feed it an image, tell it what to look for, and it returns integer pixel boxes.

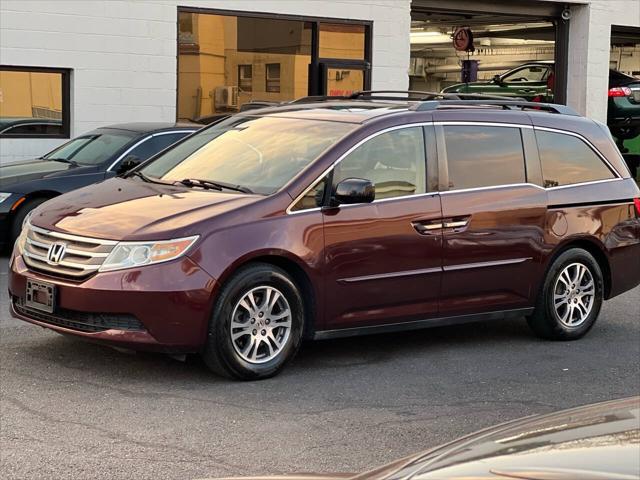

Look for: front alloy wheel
[202,263,304,380]
[230,286,292,364]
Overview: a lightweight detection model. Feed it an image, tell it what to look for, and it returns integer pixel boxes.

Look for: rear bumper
[8,253,217,352]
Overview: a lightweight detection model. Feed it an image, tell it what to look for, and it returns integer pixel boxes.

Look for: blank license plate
[633,91,640,102]
[25,279,56,313]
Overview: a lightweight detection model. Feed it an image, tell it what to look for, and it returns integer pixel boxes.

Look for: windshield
[44,130,135,165]
[141,116,354,194]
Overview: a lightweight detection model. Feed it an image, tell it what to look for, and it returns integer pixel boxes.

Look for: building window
[265,63,281,93]
[0,66,70,138]
[443,126,526,190]
[238,65,253,92]
[176,8,371,122]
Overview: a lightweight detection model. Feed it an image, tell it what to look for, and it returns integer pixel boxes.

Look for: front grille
[22,224,116,279]
[12,296,144,333]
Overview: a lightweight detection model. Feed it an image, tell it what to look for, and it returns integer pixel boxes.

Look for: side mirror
[117,155,141,175]
[333,178,375,206]
[493,74,504,85]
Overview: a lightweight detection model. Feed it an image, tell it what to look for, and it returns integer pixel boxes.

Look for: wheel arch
[215,250,319,339]
[546,237,612,299]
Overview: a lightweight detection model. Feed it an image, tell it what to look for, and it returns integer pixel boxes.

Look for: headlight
[0,192,12,205]
[99,236,199,272]
[15,217,31,254]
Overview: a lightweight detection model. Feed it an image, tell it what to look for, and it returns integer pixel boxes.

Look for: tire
[201,263,305,380]
[527,248,604,340]
[10,197,49,246]
[611,126,639,140]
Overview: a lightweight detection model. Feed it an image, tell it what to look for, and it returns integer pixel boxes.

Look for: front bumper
[8,253,217,352]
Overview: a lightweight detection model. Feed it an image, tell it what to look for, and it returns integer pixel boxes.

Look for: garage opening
[610,25,640,183]
[410,0,567,104]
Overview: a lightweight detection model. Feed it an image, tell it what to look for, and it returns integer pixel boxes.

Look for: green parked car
[441,61,554,102]
[442,61,640,143]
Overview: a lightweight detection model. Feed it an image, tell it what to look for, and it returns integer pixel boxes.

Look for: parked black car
[0,117,63,136]
[0,122,198,247]
[210,397,640,479]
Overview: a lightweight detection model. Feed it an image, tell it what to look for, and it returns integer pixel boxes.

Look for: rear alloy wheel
[202,263,304,380]
[527,248,604,340]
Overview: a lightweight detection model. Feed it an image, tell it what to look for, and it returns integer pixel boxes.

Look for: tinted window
[44,131,135,165]
[444,126,525,190]
[503,66,549,83]
[142,116,353,195]
[536,130,615,187]
[127,133,190,161]
[333,127,426,201]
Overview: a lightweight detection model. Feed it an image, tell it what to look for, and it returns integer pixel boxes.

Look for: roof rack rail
[411,99,578,115]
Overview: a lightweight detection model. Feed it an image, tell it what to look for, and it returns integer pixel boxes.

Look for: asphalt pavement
[1,255,639,479]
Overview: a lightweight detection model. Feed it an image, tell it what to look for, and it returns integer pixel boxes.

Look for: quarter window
[443,126,526,190]
[333,127,426,201]
[536,130,615,188]
[290,176,328,212]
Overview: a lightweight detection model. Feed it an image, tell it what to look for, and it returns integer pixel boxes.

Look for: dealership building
[0,0,638,163]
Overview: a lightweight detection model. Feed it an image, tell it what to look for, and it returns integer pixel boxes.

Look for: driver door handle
[412,220,443,235]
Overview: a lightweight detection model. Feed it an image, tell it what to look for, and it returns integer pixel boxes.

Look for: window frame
[175,6,373,119]
[0,65,71,139]
[437,123,529,192]
[534,126,620,188]
[237,64,253,92]
[265,63,281,93]
[287,123,435,214]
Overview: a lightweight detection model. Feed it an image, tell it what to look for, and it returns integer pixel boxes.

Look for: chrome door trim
[106,130,196,172]
[442,257,532,272]
[337,266,442,284]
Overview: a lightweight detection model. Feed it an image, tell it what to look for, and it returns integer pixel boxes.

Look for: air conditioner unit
[213,86,239,110]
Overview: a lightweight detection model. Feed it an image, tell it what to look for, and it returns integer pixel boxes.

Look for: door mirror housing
[117,155,141,175]
[493,74,504,85]
[333,178,375,206]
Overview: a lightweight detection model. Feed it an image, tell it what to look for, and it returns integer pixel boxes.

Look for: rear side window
[443,126,526,190]
[536,131,615,188]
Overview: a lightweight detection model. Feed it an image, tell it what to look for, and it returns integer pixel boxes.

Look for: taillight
[608,86,632,97]
[634,198,640,217]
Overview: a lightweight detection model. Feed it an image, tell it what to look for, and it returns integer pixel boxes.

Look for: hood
[379,396,640,480]
[0,158,94,192]
[29,177,265,241]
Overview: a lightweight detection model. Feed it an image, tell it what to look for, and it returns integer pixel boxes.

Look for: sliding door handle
[412,221,443,234]
[443,220,469,228]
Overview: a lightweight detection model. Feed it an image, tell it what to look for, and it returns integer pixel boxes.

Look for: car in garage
[207,396,640,479]
[441,61,555,101]
[0,122,199,247]
[607,69,640,141]
[7,93,640,380]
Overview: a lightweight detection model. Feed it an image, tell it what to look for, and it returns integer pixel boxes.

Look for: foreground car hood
[29,177,263,241]
[202,398,640,480]
[0,158,73,191]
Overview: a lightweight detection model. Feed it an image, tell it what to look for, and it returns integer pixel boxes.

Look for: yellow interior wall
[0,71,62,118]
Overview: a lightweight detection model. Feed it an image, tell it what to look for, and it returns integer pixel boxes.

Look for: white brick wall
[0,0,638,163]
[0,0,411,163]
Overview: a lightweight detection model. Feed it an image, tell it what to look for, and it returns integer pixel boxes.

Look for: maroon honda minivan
[8,93,640,380]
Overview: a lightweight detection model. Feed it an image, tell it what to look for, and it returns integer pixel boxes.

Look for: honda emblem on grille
[46,242,67,265]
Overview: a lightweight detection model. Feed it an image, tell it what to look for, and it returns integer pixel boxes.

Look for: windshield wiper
[47,157,79,167]
[177,178,253,194]
[129,170,173,185]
